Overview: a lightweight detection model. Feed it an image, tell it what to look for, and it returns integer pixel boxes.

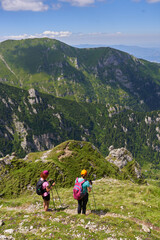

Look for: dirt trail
[0,54,17,78]
[58,143,72,161]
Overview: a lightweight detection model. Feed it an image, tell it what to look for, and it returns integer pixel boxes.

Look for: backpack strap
[75,178,86,185]
[81,179,86,184]
[42,179,47,192]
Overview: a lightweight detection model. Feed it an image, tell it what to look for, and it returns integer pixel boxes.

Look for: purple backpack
[73,177,86,200]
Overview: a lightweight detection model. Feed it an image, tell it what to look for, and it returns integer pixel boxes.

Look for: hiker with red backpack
[73,169,92,215]
[36,170,55,211]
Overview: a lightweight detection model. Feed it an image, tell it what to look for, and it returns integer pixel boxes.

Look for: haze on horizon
[0,0,160,48]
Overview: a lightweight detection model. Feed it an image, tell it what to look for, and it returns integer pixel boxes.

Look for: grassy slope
[0,141,120,198]
[0,178,160,239]
[0,139,147,199]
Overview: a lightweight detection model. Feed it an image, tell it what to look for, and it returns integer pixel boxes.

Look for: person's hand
[52,182,55,186]
[89,180,92,185]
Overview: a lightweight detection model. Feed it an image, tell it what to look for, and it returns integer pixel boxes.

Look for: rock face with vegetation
[106,146,142,182]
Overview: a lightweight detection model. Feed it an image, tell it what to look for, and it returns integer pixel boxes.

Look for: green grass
[0,141,123,198]
[0,177,160,239]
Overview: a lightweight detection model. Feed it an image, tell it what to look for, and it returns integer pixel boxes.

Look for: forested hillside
[0,82,160,172]
[0,38,160,111]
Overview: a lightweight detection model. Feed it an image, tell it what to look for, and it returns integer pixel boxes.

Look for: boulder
[142,224,151,233]
[106,146,142,180]
[0,219,4,226]
[106,147,133,169]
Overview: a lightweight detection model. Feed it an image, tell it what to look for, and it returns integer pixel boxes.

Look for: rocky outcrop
[106,146,142,180]
[28,88,42,105]
[12,114,29,151]
[32,133,55,151]
[106,146,133,169]
[0,153,16,183]
[0,152,16,167]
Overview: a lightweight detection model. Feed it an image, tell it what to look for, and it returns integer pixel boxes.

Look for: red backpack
[73,178,86,200]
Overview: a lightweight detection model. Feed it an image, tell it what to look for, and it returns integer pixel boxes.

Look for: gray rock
[106,147,142,179]
[0,220,4,226]
[106,238,118,240]
[145,116,152,125]
[106,147,133,169]
[4,229,14,234]
[134,164,142,179]
[0,236,15,240]
[28,88,42,105]
[142,224,151,233]
[108,145,114,151]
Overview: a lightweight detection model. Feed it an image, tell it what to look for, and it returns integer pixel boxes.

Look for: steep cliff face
[0,83,96,157]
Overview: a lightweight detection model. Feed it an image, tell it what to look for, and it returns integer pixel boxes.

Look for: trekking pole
[88,199,92,212]
[92,186,97,211]
[54,184,63,207]
[51,189,56,210]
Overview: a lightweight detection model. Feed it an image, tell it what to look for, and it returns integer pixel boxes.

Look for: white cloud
[42,31,72,37]
[0,31,72,41]
[133,0,160,2]
[52,3,62,10]
[147,0,160,2]
[0,0,96,11]
[59,0,95,7]
[0,0,159,12]
[0,0,49,11]
[0,31,160,48]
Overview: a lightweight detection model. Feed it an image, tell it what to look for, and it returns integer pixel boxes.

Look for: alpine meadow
[0,38,160,240]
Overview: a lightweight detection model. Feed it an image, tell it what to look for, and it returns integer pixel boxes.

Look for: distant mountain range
[74,44,160,63]
[0,38,160,112]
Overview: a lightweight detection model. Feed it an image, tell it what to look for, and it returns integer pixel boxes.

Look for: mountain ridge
[74,44,160,63]
[0,140,145,198]
[0,38,160,111]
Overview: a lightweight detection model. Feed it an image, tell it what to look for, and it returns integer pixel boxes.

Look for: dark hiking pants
[78,193,88,214]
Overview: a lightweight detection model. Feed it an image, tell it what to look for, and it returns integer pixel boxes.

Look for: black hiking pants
[78,193,88,214]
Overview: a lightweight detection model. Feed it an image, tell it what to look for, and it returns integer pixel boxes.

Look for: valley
[0,38,160,239]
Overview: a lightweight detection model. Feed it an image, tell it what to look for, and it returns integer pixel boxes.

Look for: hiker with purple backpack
[73,169,92,214]
[36,170,55,211]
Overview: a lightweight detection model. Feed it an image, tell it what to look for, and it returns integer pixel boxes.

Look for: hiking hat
[43,170,49,176]
[81,169,87,176]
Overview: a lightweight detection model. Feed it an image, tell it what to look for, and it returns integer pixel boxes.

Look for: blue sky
[0,0,160,47]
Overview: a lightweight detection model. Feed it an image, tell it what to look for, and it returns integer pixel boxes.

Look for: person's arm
[87,180,92,192]
[46,182,55,192]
